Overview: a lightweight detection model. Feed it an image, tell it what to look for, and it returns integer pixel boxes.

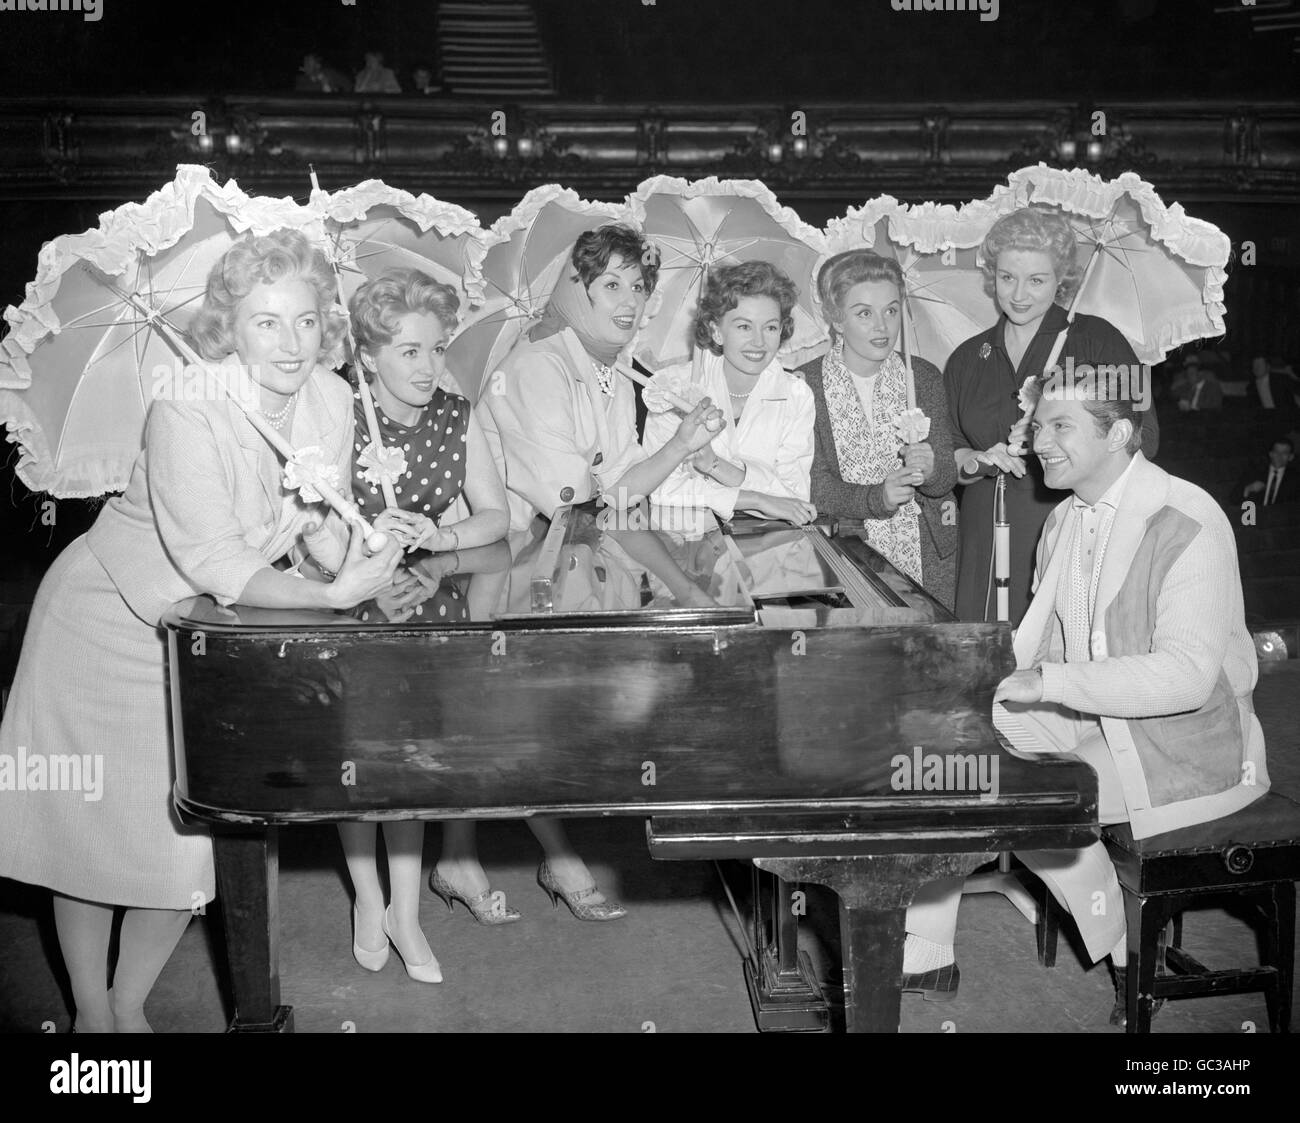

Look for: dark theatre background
[1,0,1298,1034]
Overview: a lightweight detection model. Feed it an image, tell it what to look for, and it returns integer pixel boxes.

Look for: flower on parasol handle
[893,408,931,447]
[619,364,746,481]
[284,446,343,504]
[357,440,409,489]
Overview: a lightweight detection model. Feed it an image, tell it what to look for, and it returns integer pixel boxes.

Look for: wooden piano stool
[1038,790,1300,1033]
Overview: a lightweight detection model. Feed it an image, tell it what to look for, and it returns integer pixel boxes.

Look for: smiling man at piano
[902,371,1269,1025]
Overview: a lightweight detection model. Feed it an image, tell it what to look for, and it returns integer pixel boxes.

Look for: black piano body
[165,506,1098,1032]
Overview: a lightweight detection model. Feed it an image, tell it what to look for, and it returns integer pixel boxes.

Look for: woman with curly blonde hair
[0,229,402,1030]
[942,205,1158,626]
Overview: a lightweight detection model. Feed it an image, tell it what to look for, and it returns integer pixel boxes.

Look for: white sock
[903,933,954,973]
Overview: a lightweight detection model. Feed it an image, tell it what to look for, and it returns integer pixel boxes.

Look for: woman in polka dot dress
[339,269,511,979]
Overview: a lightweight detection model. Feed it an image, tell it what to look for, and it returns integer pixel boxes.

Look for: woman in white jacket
[642,261,817,525]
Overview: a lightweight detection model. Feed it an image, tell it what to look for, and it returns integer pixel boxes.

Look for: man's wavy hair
[570,224,660,293]
[978,206,1082,306]
[1023,370,1143,455]
[189,229,347,363]
[692,260,799,356]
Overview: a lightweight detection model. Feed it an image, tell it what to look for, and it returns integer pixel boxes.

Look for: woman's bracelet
[446,526,460,551]
[446,550,461,576]
[316,559,338,581]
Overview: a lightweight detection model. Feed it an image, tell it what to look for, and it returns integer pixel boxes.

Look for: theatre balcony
[1,96,1297,208]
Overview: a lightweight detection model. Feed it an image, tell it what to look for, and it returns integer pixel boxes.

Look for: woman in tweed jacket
[797,251,958,611]
[0,230,402,1031]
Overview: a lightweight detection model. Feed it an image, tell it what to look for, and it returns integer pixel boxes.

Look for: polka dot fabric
[349,381,471,625]
[351,384,470,522]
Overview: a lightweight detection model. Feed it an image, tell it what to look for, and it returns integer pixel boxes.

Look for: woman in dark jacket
[798,250,958,611]
[944,205,1159,624]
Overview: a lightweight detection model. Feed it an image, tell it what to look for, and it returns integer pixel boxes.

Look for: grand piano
[164,503,1098,1033]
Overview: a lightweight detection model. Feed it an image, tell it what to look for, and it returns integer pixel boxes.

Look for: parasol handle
[327,263,400,510]
[617,364,747,481]
[993,473,1010,623]
[901,298,917,414]
[310,167,400,510]
[1040,239,1107,379]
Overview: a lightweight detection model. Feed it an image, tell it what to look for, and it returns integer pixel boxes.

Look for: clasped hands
[883,441,936,509]
[370,508,461,553]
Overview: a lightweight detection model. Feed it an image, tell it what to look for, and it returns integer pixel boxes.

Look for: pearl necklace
[261,391,298,431]
[592,362,615,397]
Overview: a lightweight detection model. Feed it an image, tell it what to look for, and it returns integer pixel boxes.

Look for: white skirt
[0,537,214,909]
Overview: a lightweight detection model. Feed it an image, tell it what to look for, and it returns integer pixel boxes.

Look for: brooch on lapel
[980,342,992,360]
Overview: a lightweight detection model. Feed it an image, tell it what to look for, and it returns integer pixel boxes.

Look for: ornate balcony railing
[0,95,1297,203]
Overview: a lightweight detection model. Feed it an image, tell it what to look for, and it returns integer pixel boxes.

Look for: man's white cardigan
[999,453,1269,839]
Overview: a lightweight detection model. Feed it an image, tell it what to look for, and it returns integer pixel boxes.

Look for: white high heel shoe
[382,906,442,984]
[352,906,389,972]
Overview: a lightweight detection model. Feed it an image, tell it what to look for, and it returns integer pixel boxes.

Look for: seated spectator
[355,51,402,94]
[1232,435,1297,507]
[1251,355,1300,421]
[410,66,441,95]
[1171,353,1223,412]
[296,52,352,93]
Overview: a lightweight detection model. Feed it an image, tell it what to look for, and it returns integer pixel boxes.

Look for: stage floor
[2,663,1297,1034]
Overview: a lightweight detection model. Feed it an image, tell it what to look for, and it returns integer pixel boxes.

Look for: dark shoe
[1109,965,1165,1028]
[901,962,959,1002]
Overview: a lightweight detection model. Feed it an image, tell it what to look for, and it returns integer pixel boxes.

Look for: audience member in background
[1171,353,1223,412]
[410,66,441,95]
[1251,356,1300,423]
[296,52,352,93]
[1233,435,1297,508]
[355,51,402,94]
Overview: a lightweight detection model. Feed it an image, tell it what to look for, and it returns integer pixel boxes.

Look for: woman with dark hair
[478,223,724,531]
[944,206,1159,625]
[475,224,724,920]
[798,250,958,609]
[643,260,817,525]
[0,229,402,1030]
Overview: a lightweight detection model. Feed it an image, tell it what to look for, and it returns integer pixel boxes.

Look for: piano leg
[754,852,995,1033]
[213,828,294,1033]
[745,869,830,1032]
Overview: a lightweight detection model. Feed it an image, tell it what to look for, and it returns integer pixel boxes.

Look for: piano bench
[1037,790,1300,1033]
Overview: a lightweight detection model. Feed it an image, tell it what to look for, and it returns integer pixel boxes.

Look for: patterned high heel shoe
[537,859,627,922]
[352,905,389,972]
[382,906,442,983]
[429,869,522,925]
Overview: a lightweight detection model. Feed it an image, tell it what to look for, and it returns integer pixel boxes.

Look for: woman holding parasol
[798,250,958,609]
[0,229,403,1030]
[944,206,1159,625]
[473,223,724,920]
[336,267,512,967]
[641,260,818,526]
